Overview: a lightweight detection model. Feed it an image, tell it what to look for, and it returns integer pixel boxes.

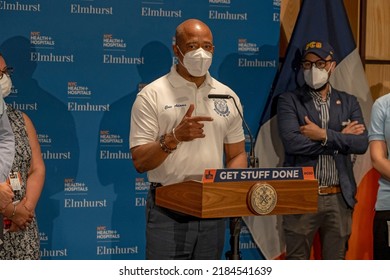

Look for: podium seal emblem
[248,182,277,215]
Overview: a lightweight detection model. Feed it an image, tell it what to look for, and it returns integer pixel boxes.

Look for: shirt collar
[0,98,4,117]
[308,85,332,103]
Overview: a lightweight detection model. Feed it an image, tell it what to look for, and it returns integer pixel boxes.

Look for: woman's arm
[23,113,45,212]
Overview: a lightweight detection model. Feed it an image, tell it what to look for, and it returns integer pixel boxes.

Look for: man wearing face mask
[276,41,368,259]
[130,19,247,259]
[0,54,15,248]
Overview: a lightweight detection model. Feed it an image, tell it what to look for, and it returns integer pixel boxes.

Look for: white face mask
[0,74,12,98]
[303,63,333,90]
[177,46,212,77]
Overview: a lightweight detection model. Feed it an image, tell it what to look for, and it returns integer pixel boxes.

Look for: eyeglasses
[0,66,13,79]
[301,59,332,70]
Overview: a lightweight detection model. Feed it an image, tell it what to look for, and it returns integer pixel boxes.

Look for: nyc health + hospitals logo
[67,81,92,97]
[238,38,259,55]
[103,34,127,51]
[99,130,124,145]
[96,225,120,241]
[209,0,231,5]
[37,133,52,147]
[30,31,55,48]
[64,178,88,194]
[102,33,144,65]
[134,177,149,207]
[237,39,277,69]
[67,82,110,112]
[29,31,74,63]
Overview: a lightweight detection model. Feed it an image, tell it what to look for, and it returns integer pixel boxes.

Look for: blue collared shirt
[0,98,15,182]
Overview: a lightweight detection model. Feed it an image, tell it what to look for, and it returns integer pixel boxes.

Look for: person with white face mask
[0,54,15,249]
[176,45,213,77]
[276,41,368,259]
[130,19,247,259]
[0,69,12,98]
[0,53,44,259]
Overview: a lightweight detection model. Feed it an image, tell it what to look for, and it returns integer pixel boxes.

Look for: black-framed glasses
[0,66,13,79]
[301,59,332,70]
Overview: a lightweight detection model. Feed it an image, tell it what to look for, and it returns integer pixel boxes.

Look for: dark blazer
[277,85,368,208]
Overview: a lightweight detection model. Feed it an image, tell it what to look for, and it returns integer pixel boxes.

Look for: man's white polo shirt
[130,66,245,186]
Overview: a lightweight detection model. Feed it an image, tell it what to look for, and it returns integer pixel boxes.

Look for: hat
[302,41,334,60]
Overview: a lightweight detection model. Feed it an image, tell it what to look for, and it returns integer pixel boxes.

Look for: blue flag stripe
[259,0,356,127]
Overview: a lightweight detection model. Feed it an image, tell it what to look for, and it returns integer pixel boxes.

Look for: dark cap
[302,41,334,60]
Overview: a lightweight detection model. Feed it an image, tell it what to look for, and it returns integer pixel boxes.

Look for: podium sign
[155,167,318,218]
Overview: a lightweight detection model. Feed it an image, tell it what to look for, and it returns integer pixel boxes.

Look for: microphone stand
[222,96,259,260]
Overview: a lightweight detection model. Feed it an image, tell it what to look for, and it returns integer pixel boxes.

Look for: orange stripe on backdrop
[274,253,285,260]
[311,233,322,260]
[309,169,380,260]
[346,168,380,260]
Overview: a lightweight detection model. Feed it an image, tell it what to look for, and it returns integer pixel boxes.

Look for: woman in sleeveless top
[0,105,45,259]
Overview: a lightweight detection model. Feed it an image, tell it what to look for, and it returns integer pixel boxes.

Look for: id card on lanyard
[8,171,22,191]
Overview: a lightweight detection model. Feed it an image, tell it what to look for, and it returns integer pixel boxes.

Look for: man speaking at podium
[129,19,247,259]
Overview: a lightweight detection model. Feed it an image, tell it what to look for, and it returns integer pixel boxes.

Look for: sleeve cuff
[321,130,328,146]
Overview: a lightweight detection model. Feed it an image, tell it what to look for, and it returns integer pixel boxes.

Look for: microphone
[208,94,259,260]
[207,94,232,99]
[208,94,259,168]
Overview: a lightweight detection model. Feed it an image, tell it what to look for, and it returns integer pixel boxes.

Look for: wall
[281,0,390,101]
[365,0,390,100]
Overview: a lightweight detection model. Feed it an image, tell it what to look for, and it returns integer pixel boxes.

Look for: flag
[243,0,378,260]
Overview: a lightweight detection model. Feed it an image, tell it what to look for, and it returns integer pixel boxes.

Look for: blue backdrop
[1,0,280,259]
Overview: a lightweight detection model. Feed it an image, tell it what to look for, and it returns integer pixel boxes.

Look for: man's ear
[172,44,179,58]
[329,61,336,73]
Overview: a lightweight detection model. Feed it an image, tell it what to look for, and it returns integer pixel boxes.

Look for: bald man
[130,19,247,259]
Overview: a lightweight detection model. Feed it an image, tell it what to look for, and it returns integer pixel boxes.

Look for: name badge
[8,172,22,191]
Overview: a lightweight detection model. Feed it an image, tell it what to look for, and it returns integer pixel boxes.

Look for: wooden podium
[156,167,318,218]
